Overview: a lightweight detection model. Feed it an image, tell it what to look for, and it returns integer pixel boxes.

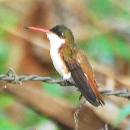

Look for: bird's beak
[25,26,51,33]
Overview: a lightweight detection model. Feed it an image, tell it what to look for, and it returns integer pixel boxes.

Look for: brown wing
[76,51,104,105]
[59,44,104,106]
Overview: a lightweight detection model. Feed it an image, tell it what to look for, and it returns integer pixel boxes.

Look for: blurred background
[0,0,130,130]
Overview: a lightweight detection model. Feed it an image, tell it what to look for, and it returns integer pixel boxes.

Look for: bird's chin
[47,33,57,40]
[47,33,65,47]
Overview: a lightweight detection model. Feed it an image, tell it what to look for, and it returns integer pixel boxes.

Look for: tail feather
[88,78,105,106]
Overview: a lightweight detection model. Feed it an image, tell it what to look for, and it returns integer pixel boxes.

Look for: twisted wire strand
[0,68,73,86]
[0,68,130,99]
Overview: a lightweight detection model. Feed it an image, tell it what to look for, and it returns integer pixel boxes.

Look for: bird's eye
[61,32,64,36]
[58,31,63,37]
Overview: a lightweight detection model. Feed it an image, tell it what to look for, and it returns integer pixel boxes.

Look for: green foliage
[22,108,48,128]
[83,0,130,65]
[115,104,130,127]
[110,36,130,60]
[80,35,114,64]
[22,108,61,130]
[87,0,130,20]
[0,7,18,73]
[0,7,18,28]
[64,92,79,105]
[0,94,14,109]
[43,82,79,104]
[0,94,22,129]
[43,83,64,98]
[0,40,10,73]
[88,0,114,18]
[0,115,22,130]
[80,34,130,65]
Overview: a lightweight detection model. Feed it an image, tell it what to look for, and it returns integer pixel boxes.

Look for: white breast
[47,33,71,79]
[50,47,64,76]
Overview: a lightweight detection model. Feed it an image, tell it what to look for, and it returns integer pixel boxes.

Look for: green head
[50,25,74,45]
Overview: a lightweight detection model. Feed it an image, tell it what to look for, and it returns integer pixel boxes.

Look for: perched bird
[26,25,104,107]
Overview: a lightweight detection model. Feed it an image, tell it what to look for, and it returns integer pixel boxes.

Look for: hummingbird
[26,25,104,107]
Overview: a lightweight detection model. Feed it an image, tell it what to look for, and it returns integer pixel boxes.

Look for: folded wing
[60,44,104,106]
[76,51,104,106]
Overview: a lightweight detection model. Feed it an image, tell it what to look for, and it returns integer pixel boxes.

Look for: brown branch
[4,83,105,130]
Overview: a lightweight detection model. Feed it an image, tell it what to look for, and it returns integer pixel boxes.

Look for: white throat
[47,33,65,49]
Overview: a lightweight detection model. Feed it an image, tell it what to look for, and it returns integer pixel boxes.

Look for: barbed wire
[100,89,130,99]
[0,68,73,86]
[0,68,130,99]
